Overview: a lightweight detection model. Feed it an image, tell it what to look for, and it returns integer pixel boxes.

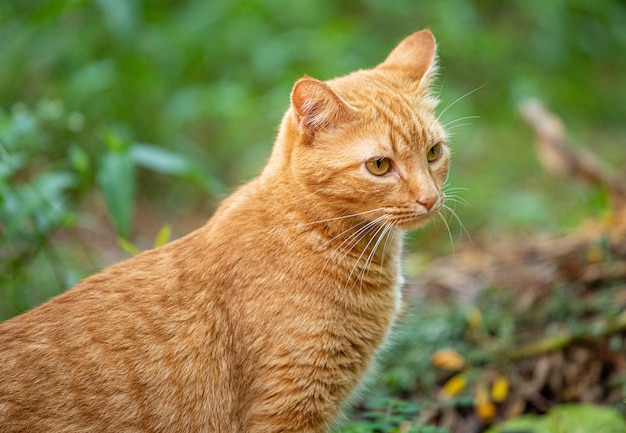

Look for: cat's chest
[311,236,403,337]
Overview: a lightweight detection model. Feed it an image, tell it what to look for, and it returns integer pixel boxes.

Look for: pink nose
[418,195,438,211]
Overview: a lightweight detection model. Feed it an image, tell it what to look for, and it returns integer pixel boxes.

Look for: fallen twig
[505,310,626,360]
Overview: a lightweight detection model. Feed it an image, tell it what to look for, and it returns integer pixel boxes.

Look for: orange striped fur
[0,30,449,432]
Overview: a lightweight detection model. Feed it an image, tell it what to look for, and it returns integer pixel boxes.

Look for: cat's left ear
[291,76,354,144]
[378,29,437,87]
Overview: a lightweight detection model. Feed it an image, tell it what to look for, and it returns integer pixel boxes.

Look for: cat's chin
[396,214,434,231]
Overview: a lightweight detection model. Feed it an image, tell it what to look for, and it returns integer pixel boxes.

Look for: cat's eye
[365,157,391,176]
[427,142,443,163]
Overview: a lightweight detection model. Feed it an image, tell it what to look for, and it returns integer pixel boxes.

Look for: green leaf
[130,142,224,195]
[485,404,626,433]
[103,129,131,153]
[97,146,135,238]
[0,151,26,180]
[68,59,117,103]
[2,171,76,236]
[68,144,91,176]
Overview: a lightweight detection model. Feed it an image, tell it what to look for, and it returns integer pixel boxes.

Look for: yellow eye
[427,142,443,163]
[365,157,391,176]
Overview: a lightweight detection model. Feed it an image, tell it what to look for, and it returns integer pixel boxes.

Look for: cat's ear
[378,29,437,86]
[291,76,354,143]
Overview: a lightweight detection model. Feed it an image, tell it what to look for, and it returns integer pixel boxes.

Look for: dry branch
[518,98,626,205]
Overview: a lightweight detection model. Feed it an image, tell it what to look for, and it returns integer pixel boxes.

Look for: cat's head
[276,30,449,231]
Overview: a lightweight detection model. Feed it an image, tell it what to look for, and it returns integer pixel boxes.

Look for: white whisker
[442,116,480,129]
[359,223,392,291]
[444,184,469,192]
[437,84,486,122]
[442,204,472,244]
[345,220,388,292]
[438,212,456,257]
[444,184,470,207]
[445,122,475,131]
[285,188,325,205]
[378,221,399,286]
[292,208,382,229]
[320,216,387,277]
[299,217,370,261]
[445,194,470,207]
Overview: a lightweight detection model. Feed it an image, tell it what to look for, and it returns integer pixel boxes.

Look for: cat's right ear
[378,29,437,87]
[291,77,354,144]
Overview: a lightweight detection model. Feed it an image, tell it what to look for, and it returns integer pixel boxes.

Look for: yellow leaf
[475,382,497,422]
[441,373,466,398]
[153,224,172,248]
[117,236,141,256]
[475,401,497,422]
[466,307,483,329]
[491,376,509,403]
[431,349,466,371]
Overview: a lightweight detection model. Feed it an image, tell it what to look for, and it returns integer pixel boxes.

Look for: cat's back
[0,202,253,432]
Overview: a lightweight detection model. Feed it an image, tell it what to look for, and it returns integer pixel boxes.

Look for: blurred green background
[1,0,625,315]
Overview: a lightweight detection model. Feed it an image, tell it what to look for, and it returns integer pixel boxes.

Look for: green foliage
[0,101,83,316]
[0,100,215,318]
[335,397,449,433]
[485,404,626,433]
[97,132,135,238]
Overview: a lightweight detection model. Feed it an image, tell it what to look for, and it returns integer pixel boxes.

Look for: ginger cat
[0,29,449,432]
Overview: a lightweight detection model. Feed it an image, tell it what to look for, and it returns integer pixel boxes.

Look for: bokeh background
[2,1,626,430]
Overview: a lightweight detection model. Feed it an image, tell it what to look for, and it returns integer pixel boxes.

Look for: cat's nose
[417,195,438,211]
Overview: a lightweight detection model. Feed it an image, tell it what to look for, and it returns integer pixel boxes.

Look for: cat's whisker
[349,222,388,294]
[292,210,384,262]
[445,194,470,207]
[434,76,446,101]
[444,184,470,207]
[339,217,387,261]
[444,185,469,192]
[437,211,456,257]
[330,214,388,255]
[321,223,373,268]
[437,83,486,122]
[442,203,472,244]
[320,216,387,277]
[359,223,392,290]
[359,219,398,293]
[445,122,475,131]
[442,115,480,129]
[291,208,383,229]
[342,219,387,281]
[285,187,326,205]
[308,218,372,260]
[375,222,400,289]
